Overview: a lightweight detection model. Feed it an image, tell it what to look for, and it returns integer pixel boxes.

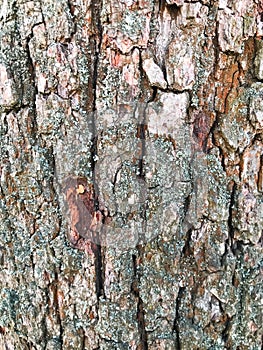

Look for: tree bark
[0,0,262,349]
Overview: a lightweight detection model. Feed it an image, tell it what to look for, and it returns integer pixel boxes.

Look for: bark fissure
[209,115,227,172]
[67,0,77,37]
[227,181,237,255]
[91,243,105,300]
[131,252,148,350]
[221,314,232,348]
[258,154,263,193]
[25,24,42,100]
[172,286,185,350]
[53,270,63,350]
[136,80,157,242]
[89,0,105,301]
[42,290,49,348]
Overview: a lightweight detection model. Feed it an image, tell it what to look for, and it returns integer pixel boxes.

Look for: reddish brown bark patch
[62,176,110,251]
[192,112,214,152]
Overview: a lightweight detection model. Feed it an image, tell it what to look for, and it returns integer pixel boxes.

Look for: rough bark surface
[0,0,262,349]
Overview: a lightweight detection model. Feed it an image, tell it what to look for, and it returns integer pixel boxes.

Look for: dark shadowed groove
[131,252,148,350]
[53,270,63,349]
[67,0,77,36]
[89,0,105,300]
[137,296,148,350]
[42,288,49,348]
[137,52,157,179]
[209,114,227,172]
[257,154,263,193]
[221,314,232,347]
[227,181,237,255]
[172,286,185,350]
[182,228,193,256]
[91,242,105,299]
[136,85,158,243]
[90,0,103,207]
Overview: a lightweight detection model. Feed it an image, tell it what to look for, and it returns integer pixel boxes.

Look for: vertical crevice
[136,85,157,243]
[257,154,263,193]
[136,122,147,179]
[53,270,63,349]
[227,181,237,255]
[50,146,63,241]
[221,314,232,347]
[181,228,193,256]
[137,48,149,178]
[137,296,148,350]
[89,0,105,301]
[23,16,44,106]
[90,0,103,206]
[180,178,194,243]
[24,20,46,150]
[42,289,49,348]
[67,0,77,36]
[158,0,165,20]
[91,242,105,299]
[131,252,148,350]
[209,115,227,173]
[172,286,185,350]
[91,0,103,115]
[212,9,220,79]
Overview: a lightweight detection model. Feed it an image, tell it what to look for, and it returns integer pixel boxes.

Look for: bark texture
[0,0,262,349]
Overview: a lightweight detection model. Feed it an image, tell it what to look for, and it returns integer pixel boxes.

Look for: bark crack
[131,252,148,350]
[135,70,157,242]
[53,270,63,349]
[89,0,105,301]
[258,154,263,193]
[172,286,185,350]
[227,181,237,255]
[67,0,77,37]
[42,289,49,347]
[221,314,232,348]
[91,242,105,299]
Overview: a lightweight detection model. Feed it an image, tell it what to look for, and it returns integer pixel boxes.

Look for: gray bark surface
[0,0,262,349]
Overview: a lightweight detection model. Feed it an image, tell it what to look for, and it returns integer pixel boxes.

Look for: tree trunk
[0,0,262,349]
